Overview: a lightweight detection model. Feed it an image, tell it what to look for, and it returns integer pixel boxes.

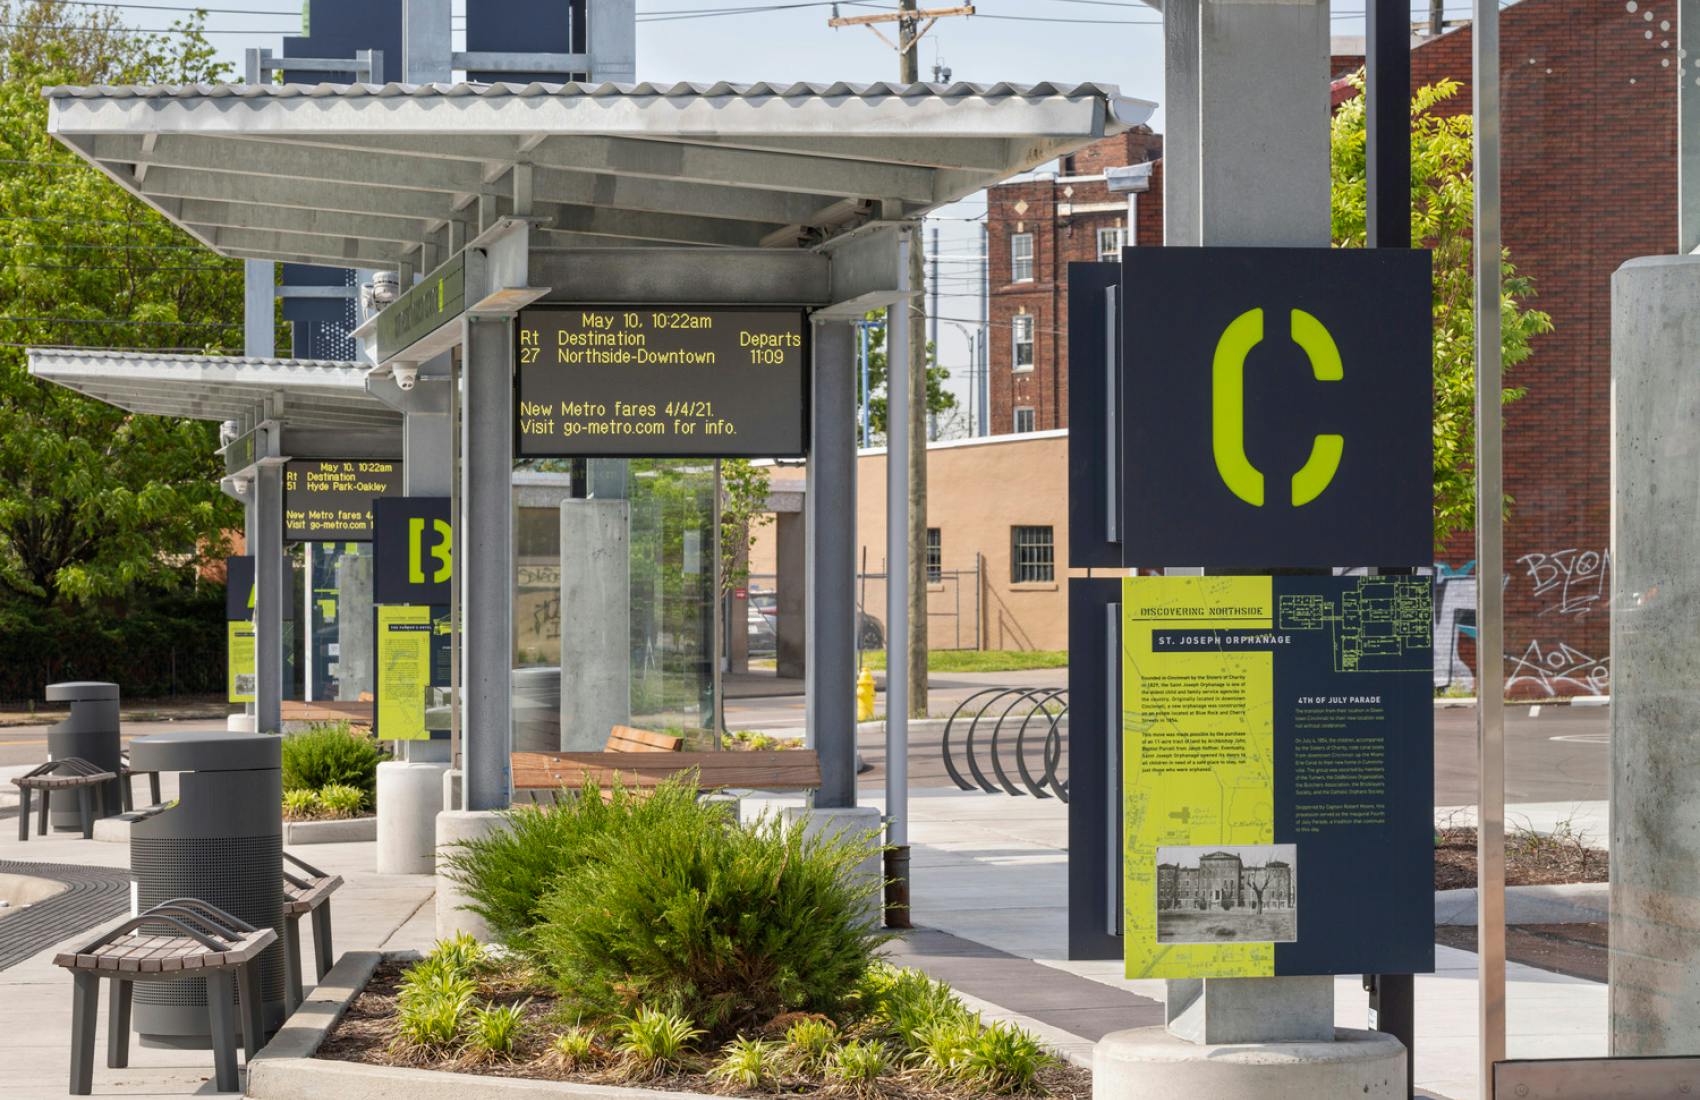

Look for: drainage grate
[0,860,132,970]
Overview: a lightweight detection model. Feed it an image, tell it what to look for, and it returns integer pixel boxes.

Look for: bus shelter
[37,78,1152,884]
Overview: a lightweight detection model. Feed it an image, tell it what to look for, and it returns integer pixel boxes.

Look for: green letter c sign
[1210,307,1345,508]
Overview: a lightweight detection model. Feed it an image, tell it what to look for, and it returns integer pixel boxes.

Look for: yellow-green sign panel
[376,604,434,740]
[227,621,256,704]
[1122,574,1435,980]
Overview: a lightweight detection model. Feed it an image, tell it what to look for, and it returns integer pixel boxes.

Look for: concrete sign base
[1092,1026,1406,1100]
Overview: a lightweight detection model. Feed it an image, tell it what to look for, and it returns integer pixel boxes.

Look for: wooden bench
[54,899,276,1095]
[511,749,822,801]
[280,852,343,1013]
[606,724,683,753]
[118,749,161,813]
[12,758,115,840]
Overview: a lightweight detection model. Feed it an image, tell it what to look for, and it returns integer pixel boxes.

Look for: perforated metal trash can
[127,732,284,1048]
[45,681,121,832]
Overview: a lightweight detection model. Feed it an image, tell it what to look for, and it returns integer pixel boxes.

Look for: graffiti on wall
[1518,548,1611,619]
[1425,549,1613,698]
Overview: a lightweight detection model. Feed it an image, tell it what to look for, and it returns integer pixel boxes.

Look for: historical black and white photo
[1155,844,1298,944]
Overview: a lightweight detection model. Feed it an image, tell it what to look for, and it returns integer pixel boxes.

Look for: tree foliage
[1331,74,1553,549]
[0,1,243,607]
[856,309,957,444]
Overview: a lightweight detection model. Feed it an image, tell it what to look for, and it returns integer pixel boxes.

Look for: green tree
[0,1,243,606]
[856,309,957,444]
[1331,74,1553,549]
[718,458,773,599]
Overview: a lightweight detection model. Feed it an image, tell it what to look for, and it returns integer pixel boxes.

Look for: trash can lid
[127,731,280,773]
[45,681,119,702]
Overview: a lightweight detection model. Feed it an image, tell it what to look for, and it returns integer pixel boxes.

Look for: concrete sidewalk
[0,794,433,1096]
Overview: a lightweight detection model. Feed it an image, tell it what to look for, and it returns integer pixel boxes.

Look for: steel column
[1683,0,1700,253]
[253,428,284,734]
[461,315,514,811]
[1365,0,1412,249]
[1472,0,1507,1086]
[886,227,913,849]
[808,320,858,808]
[243,260,272,359]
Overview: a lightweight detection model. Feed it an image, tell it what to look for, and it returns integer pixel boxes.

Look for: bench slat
[604,725,683,753]
[512,750,821,792]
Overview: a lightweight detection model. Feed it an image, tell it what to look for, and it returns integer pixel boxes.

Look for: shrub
[911,1017,981,1081]
[710,1036,781,1089]
[855,964,972,1047]
[550,1026,600,1069]
[533,790,886,1039]
[465,1000,530,1061]
[442,778,680,958]
[614,1007,701,1079]
[784,1017,837,1071]
[318,783,366,818]
[828,1039,889,1092]
[428,932,487,975]
[280,722,384,808]
[398,961,476,1011]
[396,990,472,1051]
[282,789,320,818]
[962,1021,1054,1094]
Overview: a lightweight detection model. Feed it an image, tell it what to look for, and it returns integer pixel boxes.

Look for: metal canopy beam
[528,247,832,305]
[141,166,468,225]
[198,226,405,266]
[167,197,432,244]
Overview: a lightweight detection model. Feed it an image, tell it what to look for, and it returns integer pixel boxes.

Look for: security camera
[219,420,240,447]
[394,364,419,391]
[231,476,252,496]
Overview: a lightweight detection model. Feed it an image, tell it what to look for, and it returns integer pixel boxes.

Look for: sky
[90,0,1466,433]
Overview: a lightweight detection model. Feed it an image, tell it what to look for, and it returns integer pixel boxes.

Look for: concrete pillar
[559,501,631,750]
[244,261,272,359]
[254,441,284,735]
[462,315,513,811]
[378,762,449,875]
[1094,1028,1406,1099]
[807,319,858,809]
[588,0,637,82]
[403,0,452,83]
[435,808,506,941]
[783,805,883,922]
[1610,254,1700,1054]
[335,553,374,702]
[775,512,807,681]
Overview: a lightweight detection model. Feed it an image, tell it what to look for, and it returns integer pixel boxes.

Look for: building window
[1013,406,1036,434]
[1011,525,1055,583]
[1013,314,1035,373]
[1097,225,1125,262]
[926,527,942,583]
[1011,232,1034,282]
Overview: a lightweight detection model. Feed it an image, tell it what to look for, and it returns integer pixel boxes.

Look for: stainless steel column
[461,315,514,811]
[808,320,856,808]
[885,229,913,848]
[254,426,284,735]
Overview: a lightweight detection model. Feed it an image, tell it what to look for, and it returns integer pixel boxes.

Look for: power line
[53,1,304,15]
[0,316,242,327]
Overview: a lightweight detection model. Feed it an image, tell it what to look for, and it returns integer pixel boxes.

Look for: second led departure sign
[516,307,808,458]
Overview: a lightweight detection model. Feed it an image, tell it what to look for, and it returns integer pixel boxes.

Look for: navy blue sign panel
[226,556,254,621]
[467,0,588,82]
[1120,247,1433,569]
[1067,262,1122,569]
[374,498,453,607]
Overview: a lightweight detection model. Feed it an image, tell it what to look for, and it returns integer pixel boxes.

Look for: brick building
[982,0,1667,693]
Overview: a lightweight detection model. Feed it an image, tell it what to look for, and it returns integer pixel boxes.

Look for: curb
[284,816,378,845]
[1434,882,1608,926]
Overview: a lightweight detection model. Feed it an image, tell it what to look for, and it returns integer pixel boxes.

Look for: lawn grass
[857,649,1069,674]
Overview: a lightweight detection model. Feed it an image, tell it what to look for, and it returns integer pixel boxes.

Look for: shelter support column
[807,319,856,809]
[1609,255,1700,1054]
[884,228,913,927]
[254,427,284,735]
[461,315,514,812]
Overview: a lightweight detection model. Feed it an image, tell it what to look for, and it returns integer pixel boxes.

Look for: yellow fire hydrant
[856,667,876,722]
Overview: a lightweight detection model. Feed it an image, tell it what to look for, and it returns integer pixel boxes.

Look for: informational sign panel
[515,307,808,458]
[225,555,255,703]
[373,497,453,606]
[1121,574,1433,979]
[376,252,465,363]
[375,604,449,741]
[283,460,402,542]
[1120,247,1433,568]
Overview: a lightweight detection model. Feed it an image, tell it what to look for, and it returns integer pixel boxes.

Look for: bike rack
[940,687,1069,802]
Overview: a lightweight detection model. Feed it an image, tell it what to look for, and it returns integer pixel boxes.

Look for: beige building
[749,429,1074,653]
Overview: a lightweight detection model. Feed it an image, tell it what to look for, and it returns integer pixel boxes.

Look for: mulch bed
[1434,922,1609,984]
[1433,826,1609,891]
[317,961,1090,1100]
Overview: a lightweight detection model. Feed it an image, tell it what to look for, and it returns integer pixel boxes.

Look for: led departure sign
[283,460,403,542]
[515,308,808,458]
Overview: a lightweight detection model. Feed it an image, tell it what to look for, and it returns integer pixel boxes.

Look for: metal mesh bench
[12,758,115,840]
[54,898,276,1094]
[280,852,342,1013]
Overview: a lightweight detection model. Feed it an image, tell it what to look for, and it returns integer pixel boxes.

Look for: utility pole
[901,0,930,721]
[1428,0,1444,36]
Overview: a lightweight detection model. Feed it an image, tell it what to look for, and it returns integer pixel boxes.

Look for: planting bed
[317,960,1091,1100]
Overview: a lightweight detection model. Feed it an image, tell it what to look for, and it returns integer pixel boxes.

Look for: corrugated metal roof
[28,347,399,433]
[44,77,1152,268]
[44,79,1129,104]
